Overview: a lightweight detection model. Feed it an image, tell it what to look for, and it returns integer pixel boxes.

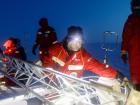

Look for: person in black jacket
[32,17,57,62]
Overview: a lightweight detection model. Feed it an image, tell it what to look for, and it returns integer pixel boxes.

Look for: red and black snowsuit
[121,13,140,84]
[42,43,118,78]
[2,39,27,86]
[3,46,26,60]
[35,26,57,61]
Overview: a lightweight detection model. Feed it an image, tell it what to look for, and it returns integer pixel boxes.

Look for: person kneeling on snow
[42,25,125,84]
[3,37,27,61]
[1,37,27,86]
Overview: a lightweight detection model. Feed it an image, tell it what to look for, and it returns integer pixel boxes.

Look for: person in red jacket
[121,0,140,91]
[32,17,57,62]
[2,37,27,86]
[121,1,140,103]
[42,26,121,79]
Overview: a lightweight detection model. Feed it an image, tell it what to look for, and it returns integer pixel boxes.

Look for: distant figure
[121,0,140,91]
[42,25,124,80]
[32,17,57,62]
[3,37,27,60]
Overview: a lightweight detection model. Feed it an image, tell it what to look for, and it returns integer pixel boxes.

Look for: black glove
[121,53,128,64]
[116,71,125,83]
[32,44,38,55]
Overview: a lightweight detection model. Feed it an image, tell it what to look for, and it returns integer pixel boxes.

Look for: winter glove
[0,53,9,63]
[116,71,126,83]
[121,50,128,64]
[116,71,132,92]
[113,71,130,93]
[112,79,121,93]
[2,57,9,62]
[32,44,38,55]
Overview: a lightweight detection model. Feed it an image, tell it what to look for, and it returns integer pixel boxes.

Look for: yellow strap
[121,50,127,55]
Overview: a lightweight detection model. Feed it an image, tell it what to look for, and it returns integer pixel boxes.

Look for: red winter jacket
[3,46,27,60]
[121,14,140,84]
[42,43,118,78]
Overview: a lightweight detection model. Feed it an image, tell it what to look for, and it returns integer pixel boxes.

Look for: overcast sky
[0,0,131,49]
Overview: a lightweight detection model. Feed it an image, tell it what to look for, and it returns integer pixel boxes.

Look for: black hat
[66,26,83,41]
[131,0,140,12]
[67,26,83,36]
[39,17,48,27]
